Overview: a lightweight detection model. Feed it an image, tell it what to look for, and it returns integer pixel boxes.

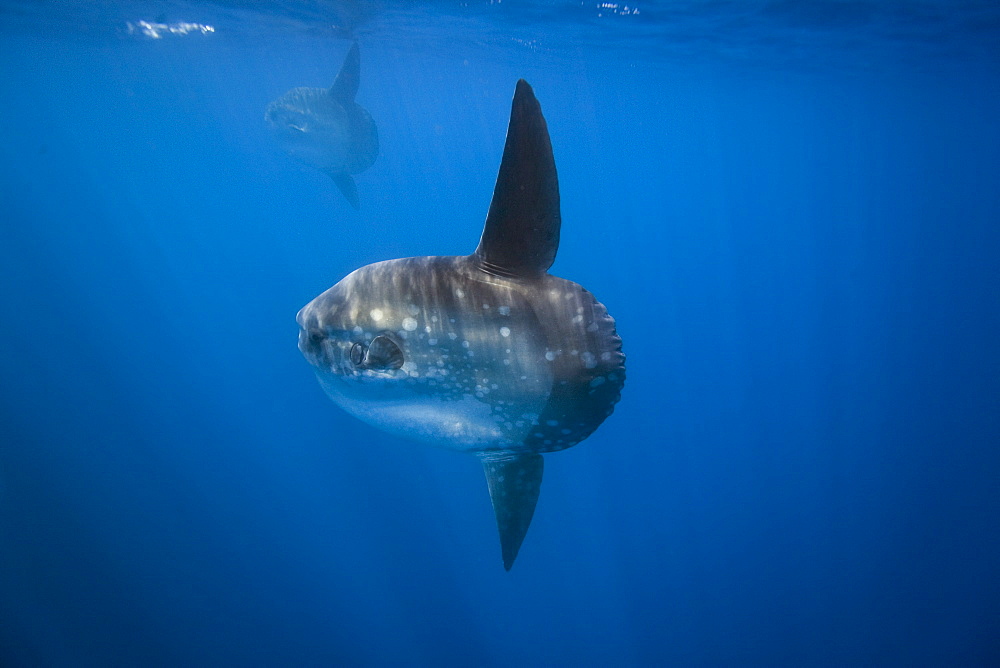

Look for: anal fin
[480,452,544,571]
[329,172,360,210]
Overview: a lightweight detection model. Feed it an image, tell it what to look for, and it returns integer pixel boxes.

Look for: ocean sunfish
[296,80,625,570]
[266,42,378,209]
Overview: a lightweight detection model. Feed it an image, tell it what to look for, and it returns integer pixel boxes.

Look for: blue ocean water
[2,1,999,665]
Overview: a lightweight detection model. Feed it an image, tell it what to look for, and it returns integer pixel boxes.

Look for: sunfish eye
[349,341,367,367]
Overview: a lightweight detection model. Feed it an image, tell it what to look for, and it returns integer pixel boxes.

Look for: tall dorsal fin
[474,80,561,278]
[329,42,360,104]
[480,452,544,571]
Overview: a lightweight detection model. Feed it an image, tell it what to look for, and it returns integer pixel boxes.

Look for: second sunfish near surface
[296,80,625,570]
[266,42,378,209]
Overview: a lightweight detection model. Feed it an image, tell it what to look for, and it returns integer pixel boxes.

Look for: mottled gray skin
[265,87,377,175]
[295,80,623,569]
[296,256,624,453]
[265,42,377,209]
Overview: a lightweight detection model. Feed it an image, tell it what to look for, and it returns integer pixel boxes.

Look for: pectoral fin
[361,335,404,370]
[480,452,544,571]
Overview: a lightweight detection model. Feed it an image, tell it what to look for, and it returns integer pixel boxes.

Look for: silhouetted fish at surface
[296,80,625,570]
[266,42,378,209]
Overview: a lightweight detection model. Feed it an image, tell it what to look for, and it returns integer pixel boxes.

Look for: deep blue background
[2,1,999,665]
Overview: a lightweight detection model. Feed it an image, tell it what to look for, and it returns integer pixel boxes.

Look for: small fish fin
[329,172,360,210]
[474,80,560,278]
[480,452,544,571]
[361,334,403,370]
[329,42,360,104]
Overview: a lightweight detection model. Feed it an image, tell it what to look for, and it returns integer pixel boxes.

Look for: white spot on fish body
[500,326,510,337]
[402,317,418,331]
[370,308,384,322]
[545,351,556,361]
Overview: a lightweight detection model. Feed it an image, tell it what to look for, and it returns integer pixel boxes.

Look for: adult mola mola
[265,42,378,209]
[296,80,625,570]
